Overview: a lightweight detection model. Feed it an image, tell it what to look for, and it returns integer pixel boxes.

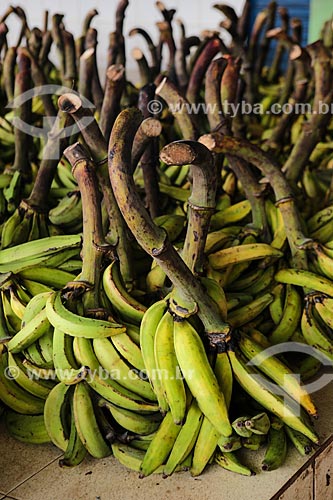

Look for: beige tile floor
[1,382,333,500]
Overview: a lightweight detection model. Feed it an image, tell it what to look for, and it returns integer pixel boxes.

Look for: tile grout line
[5,454,63,498]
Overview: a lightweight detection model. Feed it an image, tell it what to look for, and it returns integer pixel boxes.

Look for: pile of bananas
[1,0,333,480]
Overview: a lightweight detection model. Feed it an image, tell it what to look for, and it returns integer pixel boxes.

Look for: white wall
[3,0,245,83]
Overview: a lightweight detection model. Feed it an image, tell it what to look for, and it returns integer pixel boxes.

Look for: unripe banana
[174,320,232,437]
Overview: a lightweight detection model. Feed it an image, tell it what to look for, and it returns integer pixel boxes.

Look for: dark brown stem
[137,84,161,217]
[19,47,56,119]
[51,14,65,81]
[82,8,98,36]
[64,142,105,309]
[156,77,197,140]
[3,46,16,102]
[58,93,134,287]
[83,29,103,112]
[267,8,289,83]
[204,57,227,130]
[26,111,70,210]
[0,22,8,58]
[114,0,129,66]
[220,55,240,122]
[160,141,216,274]
[132,48,150,86]
[78,48,94,102]
[283,41,333,184]
[107,32,119,68]
[156,21,177,81]
[11,50,32,177]
[264,46,310,151]
[132,118,162,172]
[129,28,159,75]
[237,0,251,41]
[100,64,125,141]
[43,10,49,33]
[186,37,224,104]
[39,31,53,67]
[108,108,231,336]
[62,29,77,88]
[254,1,277,77]
[248,10,268,68]
[291,18,302,44]
[175,35,200,91]
[27,27,42,60]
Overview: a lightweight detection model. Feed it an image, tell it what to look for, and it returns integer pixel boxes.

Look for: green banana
[209,243,283,269]
[163,399,203,476]
[174,319,232,437]
[5,411,51,444]
[139,411,182,477]
[102,261,147,325]
[215,450,254,476]
[46,291,125,338]
[275,268,333,296]
[228,350,319,443]
[154,310,186,424]
[140,299,169,414]
[93,337,157,401]
[59,394,87,467]
[262,426,287,471]
[285,426,313,456]
[0,350,44,414]
[44,382,70,451]
[239,333,317,417]
[73,382,111,458]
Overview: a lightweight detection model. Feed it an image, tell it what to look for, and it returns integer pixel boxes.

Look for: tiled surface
[277,466,314,500]
[1,380,332,499]
[0,421,62,494]
[314,440,333,499]
[5,448,311,500]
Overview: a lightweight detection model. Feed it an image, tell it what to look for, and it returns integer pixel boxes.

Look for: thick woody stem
[26,110,70,210]
[264,46,310,151]
[11,51,32,178]
[175,34,200,91]
[76,9,98,60]
[51,14,65,80]
[156,21,177,81]
[291,18,302,44]
[79,48,94,102]
[160,141,216,275]
[237,0,251,41]
[62,29,77,88]
[132,48,150,86]
[3,46,16,102]
[283,41,333,183]
[64,142,105,310]
[129,28,159,75]
[156,77,197,140]
[137,84,161,218]
[199,133,308,269]
[186,37,224,104]
[254,1,277,77]
[108,108,231,336]
[27,28,42,59]
[19,46,56,120]
[100,64,125,141]
[58,93,134,287]
[39,31,53,67]
[205,57,227,130]
[114,0,129,66]
[131,118,162,172]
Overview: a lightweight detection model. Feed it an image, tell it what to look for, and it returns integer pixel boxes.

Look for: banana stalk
[108,108,231,342]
